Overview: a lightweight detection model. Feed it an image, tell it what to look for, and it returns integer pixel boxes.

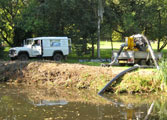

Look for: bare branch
[113,29,124,35]
[159,41,167,51]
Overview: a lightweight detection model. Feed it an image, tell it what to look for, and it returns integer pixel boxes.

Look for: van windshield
[25,39,33,45]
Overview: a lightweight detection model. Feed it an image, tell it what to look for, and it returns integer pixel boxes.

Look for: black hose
[98,65,140,95]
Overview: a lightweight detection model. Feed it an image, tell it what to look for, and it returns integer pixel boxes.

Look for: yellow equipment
[107,34,161,68]
[126,37,135,50]
[125,35,148,52]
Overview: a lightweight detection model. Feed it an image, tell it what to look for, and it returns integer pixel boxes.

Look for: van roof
[27,37,68,40]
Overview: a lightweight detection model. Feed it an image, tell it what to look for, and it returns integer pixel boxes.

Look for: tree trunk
[110,29,113,51]
[157,38,160,52]
[91,36,95,58]
[83,36,87,54]
[97,16,101,58]
[157,10,161,52]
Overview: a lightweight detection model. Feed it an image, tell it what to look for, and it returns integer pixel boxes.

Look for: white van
[9,37,71,61]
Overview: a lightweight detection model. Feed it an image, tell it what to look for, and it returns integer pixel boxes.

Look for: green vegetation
[112,60,167,94]
[157,60,167,91]
[1,0,167,58]
[114,69,160,93]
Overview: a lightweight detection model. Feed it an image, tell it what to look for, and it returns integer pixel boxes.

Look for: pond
[0,84,166,120]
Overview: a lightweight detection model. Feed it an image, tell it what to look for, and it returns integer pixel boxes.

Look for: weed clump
[157,59,167,91]
[114,60,167,94]
[113,69,161,94]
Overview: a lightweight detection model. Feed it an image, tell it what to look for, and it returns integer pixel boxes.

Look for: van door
[32,40,42,57]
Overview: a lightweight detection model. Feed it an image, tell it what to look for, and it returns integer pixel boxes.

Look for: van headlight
[9,50,16,55]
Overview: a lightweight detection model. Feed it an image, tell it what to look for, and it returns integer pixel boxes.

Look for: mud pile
[0,61,125,91]
[0,61,156,93]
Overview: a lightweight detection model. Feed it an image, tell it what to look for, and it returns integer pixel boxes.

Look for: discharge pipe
[142,35,160,70]
[109,43,127,66]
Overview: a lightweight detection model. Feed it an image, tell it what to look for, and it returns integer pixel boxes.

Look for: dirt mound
[0,61,157,93]
[0,61,126,91]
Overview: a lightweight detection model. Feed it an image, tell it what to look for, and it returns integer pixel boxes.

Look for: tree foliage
[0,0,167,57]
[0,0,26,46]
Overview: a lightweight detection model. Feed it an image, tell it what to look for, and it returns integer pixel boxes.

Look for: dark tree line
[0,0,167,58]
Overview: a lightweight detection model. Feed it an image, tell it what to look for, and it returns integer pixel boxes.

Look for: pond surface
[0,84,166,120]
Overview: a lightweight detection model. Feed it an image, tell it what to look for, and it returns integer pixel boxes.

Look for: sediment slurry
[0,61,158,93]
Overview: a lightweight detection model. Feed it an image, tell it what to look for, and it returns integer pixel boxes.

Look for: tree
[144,0,167,51]
[2,0,167,57]
[61,0,98,57]
[104,0,167,52]
[0,0,25,47]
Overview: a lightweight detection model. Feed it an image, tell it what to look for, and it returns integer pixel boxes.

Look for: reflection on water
[32,100,68,106]
[0,84,166,120]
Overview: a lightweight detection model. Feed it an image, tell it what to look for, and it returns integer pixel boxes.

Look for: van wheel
[11,57,16,61]
[18,53,29,61]
[53,53,63,61]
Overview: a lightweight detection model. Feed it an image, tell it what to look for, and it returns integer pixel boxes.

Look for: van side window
[34,40,41,46]
[50,40,61,47]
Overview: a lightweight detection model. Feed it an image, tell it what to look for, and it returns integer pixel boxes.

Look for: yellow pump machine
[109,34,161,69]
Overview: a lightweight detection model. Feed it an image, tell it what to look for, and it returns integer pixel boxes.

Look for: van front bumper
[9,50,18,58]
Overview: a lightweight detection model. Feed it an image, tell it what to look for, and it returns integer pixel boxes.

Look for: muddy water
[0,84,166,120]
